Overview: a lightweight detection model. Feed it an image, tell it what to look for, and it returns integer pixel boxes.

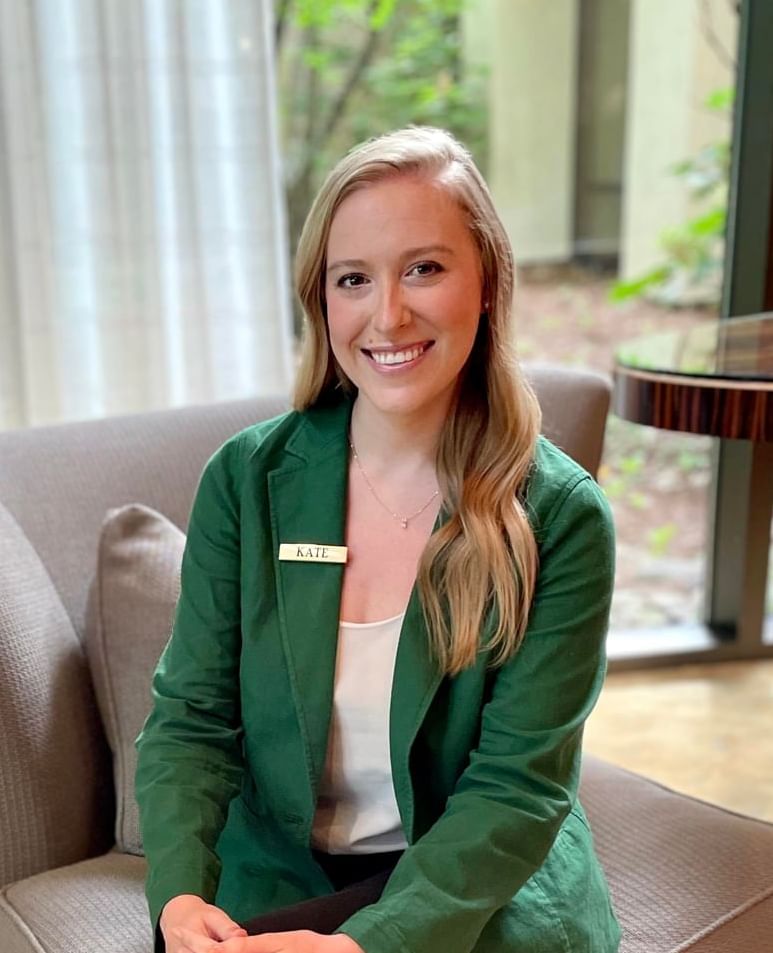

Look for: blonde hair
[294,126,541,673]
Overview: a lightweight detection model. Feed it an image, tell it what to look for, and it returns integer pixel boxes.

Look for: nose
[371,279,409,334]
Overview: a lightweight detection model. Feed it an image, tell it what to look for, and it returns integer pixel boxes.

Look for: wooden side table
[613,313,773,656]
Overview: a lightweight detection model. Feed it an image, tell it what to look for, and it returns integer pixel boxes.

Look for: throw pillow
[86,503,185,855]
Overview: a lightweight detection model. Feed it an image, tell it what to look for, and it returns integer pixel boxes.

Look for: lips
[362,341,434,366]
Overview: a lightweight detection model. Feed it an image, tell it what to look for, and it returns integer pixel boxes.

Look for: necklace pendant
[400,518,408,529]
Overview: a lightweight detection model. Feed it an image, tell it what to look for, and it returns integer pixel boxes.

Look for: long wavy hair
[293,126,541,673]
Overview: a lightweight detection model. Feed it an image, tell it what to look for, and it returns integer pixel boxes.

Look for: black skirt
[241,849,403,936]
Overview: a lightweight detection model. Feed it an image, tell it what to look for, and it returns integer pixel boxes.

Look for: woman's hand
[160,894,248,953]
[215,931,364,953]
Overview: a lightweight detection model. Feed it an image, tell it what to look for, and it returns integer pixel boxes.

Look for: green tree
[275,0,488,318]
[611,87,733,308]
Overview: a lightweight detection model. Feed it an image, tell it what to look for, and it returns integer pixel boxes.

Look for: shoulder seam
[541,472,593,530]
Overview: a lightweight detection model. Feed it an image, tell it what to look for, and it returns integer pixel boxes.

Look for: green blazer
[135,399,621,953]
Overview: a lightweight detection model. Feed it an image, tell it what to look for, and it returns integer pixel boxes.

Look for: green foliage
[647,523,677,557]
[610,266,670,303]
[704,87,734,111]
[293,0,396,29]
[627,491,649,511]
[276,0,489,333]
[598,417,712,551]
[276,0,488,260]
[676,450,706,473]
[619,452,645,477]
[611,88,733,308]
[351,0,487,154]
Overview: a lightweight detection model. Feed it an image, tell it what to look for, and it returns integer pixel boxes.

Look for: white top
[311,611,409,854]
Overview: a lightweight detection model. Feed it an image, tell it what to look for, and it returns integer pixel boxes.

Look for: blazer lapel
[390,511,445,842]
[267,402,351,811]
[268,399,446,838]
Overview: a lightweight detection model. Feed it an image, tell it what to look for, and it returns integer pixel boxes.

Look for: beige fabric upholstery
[0,396,290,872]
[0,503,113,887]
[3,760,772,953]
[85,506,185,854]
[9,368,769,952]
[0,851,150,953]
[581,755,773,953]
[0,372,608,655]
[675,894,773,952]
[525,363,610,476]
[0,396,291,646]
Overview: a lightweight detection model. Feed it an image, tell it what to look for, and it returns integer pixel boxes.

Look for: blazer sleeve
[135,435,246,934]
[338,473,615,953]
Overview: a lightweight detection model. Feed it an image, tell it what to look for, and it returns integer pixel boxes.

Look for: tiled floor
[584,658,773,822]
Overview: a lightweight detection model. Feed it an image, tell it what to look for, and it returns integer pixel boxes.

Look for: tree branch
[289,1,382,192]
[274,0,292,50]
[303,25,320,152]
[316,7,381,147]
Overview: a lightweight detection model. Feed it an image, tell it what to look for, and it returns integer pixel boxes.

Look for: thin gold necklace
[348,437,440,529]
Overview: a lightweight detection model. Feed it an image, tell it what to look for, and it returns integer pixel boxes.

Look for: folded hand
[214,930,364,953]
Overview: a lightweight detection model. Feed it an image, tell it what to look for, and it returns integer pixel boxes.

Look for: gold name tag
[278,543,348,564]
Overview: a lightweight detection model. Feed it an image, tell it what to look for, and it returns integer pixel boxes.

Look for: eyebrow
[326,244,456,273]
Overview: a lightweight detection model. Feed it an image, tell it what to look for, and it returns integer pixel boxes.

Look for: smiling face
[324,173,484,428]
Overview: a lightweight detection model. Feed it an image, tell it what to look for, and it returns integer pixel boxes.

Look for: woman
[136,125,620,953]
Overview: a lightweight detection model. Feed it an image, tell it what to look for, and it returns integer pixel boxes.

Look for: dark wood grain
[613,366,773,442]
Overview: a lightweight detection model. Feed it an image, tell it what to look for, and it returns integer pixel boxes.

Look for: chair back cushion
[0,397,291,647]
[525,363,609,477]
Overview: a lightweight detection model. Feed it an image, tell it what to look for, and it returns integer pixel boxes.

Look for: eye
[407,261,443,278]
[336,273,369,289]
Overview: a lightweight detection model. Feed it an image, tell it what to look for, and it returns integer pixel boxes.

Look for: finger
[214,937,250,953]
[255,930,315,943]
[217,935,279,953]
[172,925,226,953]
[201,906,249,942]
[245,932,311,951]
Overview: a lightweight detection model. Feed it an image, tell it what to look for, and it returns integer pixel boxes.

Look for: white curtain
[0,0,293,430]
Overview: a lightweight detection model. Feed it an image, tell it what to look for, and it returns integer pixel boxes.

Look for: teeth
[370,345,426,365]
